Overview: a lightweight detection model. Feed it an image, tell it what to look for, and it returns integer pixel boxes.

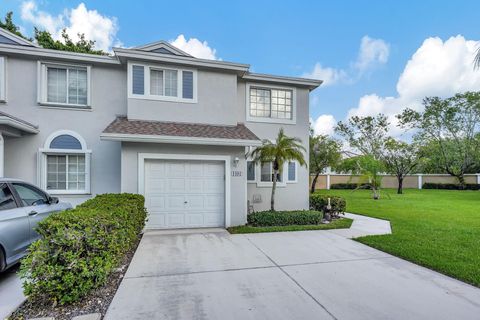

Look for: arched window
[40,130,91,194]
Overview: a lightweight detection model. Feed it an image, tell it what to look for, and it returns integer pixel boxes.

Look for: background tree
[335,114,389,159]
[309,133,342,193]
[398,92,480,188]
[0,12,31,40]
[337,155,385,199]
[249,128,306,211]
[382,138,421,194]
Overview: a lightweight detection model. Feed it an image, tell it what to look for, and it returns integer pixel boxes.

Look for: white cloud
[354,36,390,72]
[20,1,119,52]
[170,34,217,60]
[346,35,480,136]
[304,36,389,86]
[302,63,347,87]
[311,114,337,136]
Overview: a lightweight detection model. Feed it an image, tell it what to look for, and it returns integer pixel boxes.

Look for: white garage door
[144,159,225,229]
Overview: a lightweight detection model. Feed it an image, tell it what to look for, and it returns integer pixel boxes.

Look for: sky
[2,0,480,137]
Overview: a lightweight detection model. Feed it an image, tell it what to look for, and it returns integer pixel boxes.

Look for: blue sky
[2,0,480,135]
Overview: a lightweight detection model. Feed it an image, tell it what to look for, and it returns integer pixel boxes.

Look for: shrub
[20,193,147,305]
[247,210,323,227]
[422,183,480,190]
[309,194,346,215]
[330,183,371,189]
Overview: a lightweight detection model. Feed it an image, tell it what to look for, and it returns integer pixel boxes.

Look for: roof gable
[133,40,193,57]
[0,28,39,47]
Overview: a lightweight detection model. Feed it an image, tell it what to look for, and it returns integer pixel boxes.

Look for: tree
[382,138,421,194]
[309,134,342,193]
[335,114,389,159]
[398,92,480,188]
[249,128,306,211]
[338,155,385,199]
[475,46,480,70]
[0,12,31,40]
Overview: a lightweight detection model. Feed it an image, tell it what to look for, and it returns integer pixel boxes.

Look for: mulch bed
[8,235,142,320]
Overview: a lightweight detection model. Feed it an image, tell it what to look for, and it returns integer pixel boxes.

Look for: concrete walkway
[105,214,480,320]
[0,265,25,320]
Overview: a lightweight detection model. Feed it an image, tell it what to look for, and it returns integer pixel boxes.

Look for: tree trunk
[372,187,380,200]
[397,176,404,194]
[310,173,320,194]
[271,169,278,211]
[457,174,466,190]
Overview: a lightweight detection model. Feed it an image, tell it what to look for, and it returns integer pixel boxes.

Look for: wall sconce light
[233,157,240,167]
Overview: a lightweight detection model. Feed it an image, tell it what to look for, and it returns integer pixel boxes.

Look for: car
[0,179,72,272]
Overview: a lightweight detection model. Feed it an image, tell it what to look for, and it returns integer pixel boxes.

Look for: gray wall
[120,142,247,226]
[2,56,126,205]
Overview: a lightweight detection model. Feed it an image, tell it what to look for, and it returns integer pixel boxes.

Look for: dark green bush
[330,183,371,189]
[247,210,323,226]
[422,183,480,190]
[309,194,346,215]
[20,193,147,305]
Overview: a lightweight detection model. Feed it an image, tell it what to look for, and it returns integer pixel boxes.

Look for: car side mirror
[48,196,59,204]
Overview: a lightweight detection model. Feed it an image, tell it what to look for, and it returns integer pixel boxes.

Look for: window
[0,56,5,102]
[11,183,48,207]
[260,162,282,183]
[129,63,197,103]
[40,131,91,194]
[0,183,17,210]
[247,161,256,181]
[287,161,297,182]
[249,87,293,119]
[39,62,91,108]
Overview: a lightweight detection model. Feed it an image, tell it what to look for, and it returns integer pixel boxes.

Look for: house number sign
[231,171,242,177]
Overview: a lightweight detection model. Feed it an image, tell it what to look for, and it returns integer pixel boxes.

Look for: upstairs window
[130,63,197,103]
[0,57,5,102]
[39,62,91,108]
[247,84,296,124]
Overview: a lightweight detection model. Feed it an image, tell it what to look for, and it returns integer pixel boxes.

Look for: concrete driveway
[105,219,480,320]
[0,265,25,320]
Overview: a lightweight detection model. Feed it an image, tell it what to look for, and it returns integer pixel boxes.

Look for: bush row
[20,193,147,305]
[422,183,480,190]
[330,183,371,189]
[309,194,347,215]
[247,210,323,226]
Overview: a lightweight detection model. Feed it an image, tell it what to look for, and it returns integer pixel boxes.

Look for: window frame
[246,83,296,125]
[246,160,256,183]
[128,61,198,103]
[37,61,92,109]
[0,56,6,102]
[38,130,91,195]
[287,161,298,183]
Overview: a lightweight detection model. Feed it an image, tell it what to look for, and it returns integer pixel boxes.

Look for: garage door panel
[145,159,225,229]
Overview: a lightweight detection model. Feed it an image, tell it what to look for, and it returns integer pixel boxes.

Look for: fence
[310,173,480,190]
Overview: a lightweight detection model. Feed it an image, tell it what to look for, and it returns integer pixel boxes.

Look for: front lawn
[316,189,480,287]
[228,218,352,234]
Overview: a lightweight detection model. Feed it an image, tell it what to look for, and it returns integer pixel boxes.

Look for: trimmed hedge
[247,210,323,227]
[422,183,480,190]
[330,183,371,189]
[20,193,147,305]
[310,194,346,215]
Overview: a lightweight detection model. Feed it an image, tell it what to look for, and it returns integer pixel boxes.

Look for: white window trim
[246,82,296,125]
[253,161,288,188]
[38,130,91,195]
[287,161,298,183]
[0,56,6,102]
[37,61,92,108]
[127,61,198,103]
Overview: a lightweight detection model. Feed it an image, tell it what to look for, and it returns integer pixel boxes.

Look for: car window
[0,183,17,211]
[11,183,48,207]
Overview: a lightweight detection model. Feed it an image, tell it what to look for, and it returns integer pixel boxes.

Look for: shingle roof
[103,116,260,141]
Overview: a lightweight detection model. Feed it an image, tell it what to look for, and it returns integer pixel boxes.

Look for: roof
[0,28,39,47]
[101,116,261,147]
[0,110,39,134]
[243,72,323,90]
[133,40,193,57]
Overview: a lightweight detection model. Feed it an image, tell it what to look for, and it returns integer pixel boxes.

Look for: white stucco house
[0,28,322,229]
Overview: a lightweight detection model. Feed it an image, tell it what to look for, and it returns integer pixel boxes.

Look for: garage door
[144,159,225,229]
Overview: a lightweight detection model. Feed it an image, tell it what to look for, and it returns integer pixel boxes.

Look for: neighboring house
[0,28,322,229]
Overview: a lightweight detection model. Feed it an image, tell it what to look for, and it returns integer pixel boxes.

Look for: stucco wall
[120,142,247,226]
[2,57,126,205]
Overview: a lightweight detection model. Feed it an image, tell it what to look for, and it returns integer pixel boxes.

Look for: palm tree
[249,128,307,211]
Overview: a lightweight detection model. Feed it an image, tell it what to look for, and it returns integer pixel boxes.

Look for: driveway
[105,216,480,320]
[0,265,25,320]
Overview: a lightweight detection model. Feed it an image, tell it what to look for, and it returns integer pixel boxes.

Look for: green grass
[316,189,480,287]
[227,218,353,234]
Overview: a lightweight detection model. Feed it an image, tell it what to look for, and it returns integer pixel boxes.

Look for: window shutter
[132,65,145,95]
[182,71,193,99]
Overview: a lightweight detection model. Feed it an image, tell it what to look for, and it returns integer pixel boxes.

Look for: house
[0,28,322,229]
